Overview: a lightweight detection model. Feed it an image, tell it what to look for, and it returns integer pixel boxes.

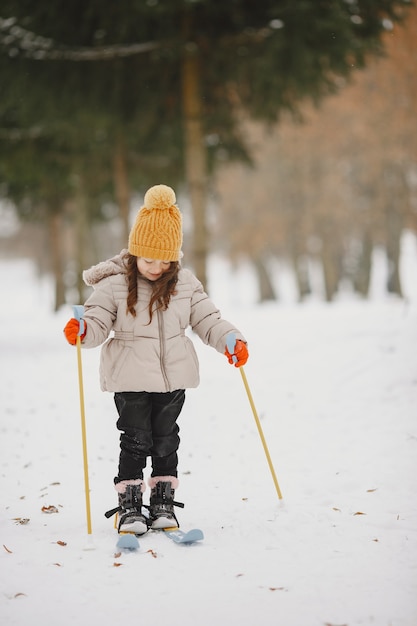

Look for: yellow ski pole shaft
[239,366,283,500]
[76,333,92,535]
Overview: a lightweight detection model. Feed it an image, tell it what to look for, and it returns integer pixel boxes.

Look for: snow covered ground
[1,235,417,626]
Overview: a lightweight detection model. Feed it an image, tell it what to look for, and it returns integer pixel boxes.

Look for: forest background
[0,1,416,309]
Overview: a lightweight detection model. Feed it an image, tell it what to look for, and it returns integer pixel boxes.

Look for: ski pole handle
[73,305,85,336]
[226,333,238,364]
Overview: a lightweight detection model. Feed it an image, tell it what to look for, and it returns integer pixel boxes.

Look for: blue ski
[117,533,140,551]
[163,527,204,544]
[115,526,204,550]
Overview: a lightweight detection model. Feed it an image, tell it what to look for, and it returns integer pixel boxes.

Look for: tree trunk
[380,162,407,297]
[48,211,66,311]
[181,40,208,289]
[386,212,403,297]
[353,231,373,297]
[321,238,340,301]
[113,130,131,245]
[75,197,89,302]
[293,254,312,301]
[252,256,276,302]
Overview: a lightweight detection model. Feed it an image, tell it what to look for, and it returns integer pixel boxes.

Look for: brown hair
[123,252,180,322]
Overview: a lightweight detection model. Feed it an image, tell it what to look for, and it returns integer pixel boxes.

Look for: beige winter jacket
[81,251,246,393]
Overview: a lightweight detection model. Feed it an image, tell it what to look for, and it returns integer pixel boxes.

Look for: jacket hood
[83,250,127,287]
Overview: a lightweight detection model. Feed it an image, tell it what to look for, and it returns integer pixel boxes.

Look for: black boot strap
[104,506,122,519]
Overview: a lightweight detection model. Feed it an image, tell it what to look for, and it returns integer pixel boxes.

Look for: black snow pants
[113,389,185,484]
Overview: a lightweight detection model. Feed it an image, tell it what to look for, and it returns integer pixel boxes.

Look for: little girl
[64,184,248,535]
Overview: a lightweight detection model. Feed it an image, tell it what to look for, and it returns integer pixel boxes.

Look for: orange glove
[225,339,248,368]
[64,318,87,345]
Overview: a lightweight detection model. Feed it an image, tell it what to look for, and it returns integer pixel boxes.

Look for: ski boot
[148,476,184,530]
[114,480,148,535]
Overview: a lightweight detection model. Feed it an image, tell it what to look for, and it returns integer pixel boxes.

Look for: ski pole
[226,334,283,500]
[73,305,93,535]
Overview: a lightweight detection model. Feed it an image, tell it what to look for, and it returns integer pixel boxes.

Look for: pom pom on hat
[144,185,176,211]
[128,184,183,261]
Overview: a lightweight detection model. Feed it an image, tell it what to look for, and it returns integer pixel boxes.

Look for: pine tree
[0,0,412,290]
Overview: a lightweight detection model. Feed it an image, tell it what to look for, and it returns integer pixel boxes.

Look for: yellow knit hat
[128,184,183,261]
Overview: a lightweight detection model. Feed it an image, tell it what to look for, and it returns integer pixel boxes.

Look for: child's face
[137,257,171,281]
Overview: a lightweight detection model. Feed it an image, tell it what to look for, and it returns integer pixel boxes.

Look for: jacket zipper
[157,308,170,391]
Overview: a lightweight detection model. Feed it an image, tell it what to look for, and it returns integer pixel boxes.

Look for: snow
[1,237,417,626]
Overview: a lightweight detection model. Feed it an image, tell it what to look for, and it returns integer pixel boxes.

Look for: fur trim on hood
[83,250,128,287]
